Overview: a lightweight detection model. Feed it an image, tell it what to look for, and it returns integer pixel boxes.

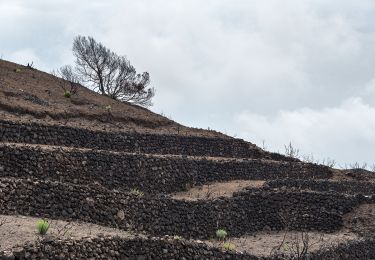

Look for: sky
[1,0,374,168]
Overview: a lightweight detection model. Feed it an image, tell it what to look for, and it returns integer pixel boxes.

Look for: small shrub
[223,242,235,251]
[36,219,50,235]
[64,90,72,98]
[182,183,192,192]
[173,235,182,240]
[216,229,227,240]
[14,68,22,73]
[105,105,112,112]
[130,188,144,197]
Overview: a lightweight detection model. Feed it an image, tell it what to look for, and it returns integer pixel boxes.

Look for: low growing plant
[36,219,50,235]
[64,90,72,98]
[105,105,112,112]
[223,242,235,251]
[182,182,192,192]
[130,188,144,197]
[173,235,182,240]
[216,229,227,241]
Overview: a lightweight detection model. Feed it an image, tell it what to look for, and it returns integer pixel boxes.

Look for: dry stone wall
[4,236,254,260]
[0,119,295,160]
[3,236,375,260]
[0,179,369,239]
[266,179,375,195]
[0,144,332,193]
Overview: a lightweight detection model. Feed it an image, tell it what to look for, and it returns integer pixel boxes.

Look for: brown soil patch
[0,215,135,252]
[343,203,375,237]
[206,230,357,257]
[172,180,265,201]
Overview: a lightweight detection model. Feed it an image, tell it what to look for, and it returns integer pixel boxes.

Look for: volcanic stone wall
[0,179,368,239]
[266,179,375,195]
[311,238,375,259]
[5,236,254,260]
[0,119,295,160]
[5,236,375,260]
[0,144,332,193]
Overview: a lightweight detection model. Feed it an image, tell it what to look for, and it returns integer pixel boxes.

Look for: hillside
[0,59,374,259]
[0,59,226,137]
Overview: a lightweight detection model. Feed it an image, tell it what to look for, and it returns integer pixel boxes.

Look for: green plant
[173,235,182,240]
[282,241,289,251]
[14,68,22,73]
[216,229,227,240]
[223,242,235,251]
[130,188,144,197]
[64,90,72,98]
[105,105,112,111]
[36,219,50,235]
[182,183,192,192]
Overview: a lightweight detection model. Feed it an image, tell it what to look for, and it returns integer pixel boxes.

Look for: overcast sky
[1,0,374,168]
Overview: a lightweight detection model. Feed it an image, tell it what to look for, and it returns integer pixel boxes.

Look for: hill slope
[0,59,226,137]
[0,59,374,259]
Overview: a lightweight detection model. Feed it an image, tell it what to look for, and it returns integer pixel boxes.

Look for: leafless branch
[72,35,154,106]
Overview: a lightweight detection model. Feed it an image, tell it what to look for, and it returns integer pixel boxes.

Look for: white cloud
[235,98,375,166]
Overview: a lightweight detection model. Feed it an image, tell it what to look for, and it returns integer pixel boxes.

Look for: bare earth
[172,180,265,201]
[0,59,229,138]
[206,230,357,257]
[0,215,133,252]
[343,203,375,236]
[0,214,358,258]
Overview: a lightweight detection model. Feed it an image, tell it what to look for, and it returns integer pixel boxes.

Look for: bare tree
[270,210,327,259]
[72,35,154,106]
[284,142,300,159]
[53,65,80,95]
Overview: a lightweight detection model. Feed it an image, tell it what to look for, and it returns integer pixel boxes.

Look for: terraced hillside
[0,60,375,259]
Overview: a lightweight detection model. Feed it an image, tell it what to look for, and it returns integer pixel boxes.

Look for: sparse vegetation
[182,183,192,192]
[271,210,327,259]
[53,65,79,96]
[320,157,336,168]
[130,188,144,197]
[222,242,235,251]
[349,162,368,170]
[105,105,112,112]
[173,235,182,240]
[216,229,227,241]
[26,62,35,69]
[284,142,300,159]
[36,219,50,235]
[64,90,72,98]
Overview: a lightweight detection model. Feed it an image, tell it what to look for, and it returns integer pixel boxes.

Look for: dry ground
[0,215,134,252]
[206,230,357,257]
[0,214,359,258]
[172,180,266,201]
[343,203,375,236]
[0,59,229,138]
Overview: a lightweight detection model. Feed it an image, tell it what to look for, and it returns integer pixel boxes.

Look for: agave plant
[216,229,227,240]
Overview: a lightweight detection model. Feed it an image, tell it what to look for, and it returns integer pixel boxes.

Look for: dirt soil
[206,230,357,257]
[0,214,359,258]
[0,215,135,252]
[172,180,265,201]
[343,203,375,237]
